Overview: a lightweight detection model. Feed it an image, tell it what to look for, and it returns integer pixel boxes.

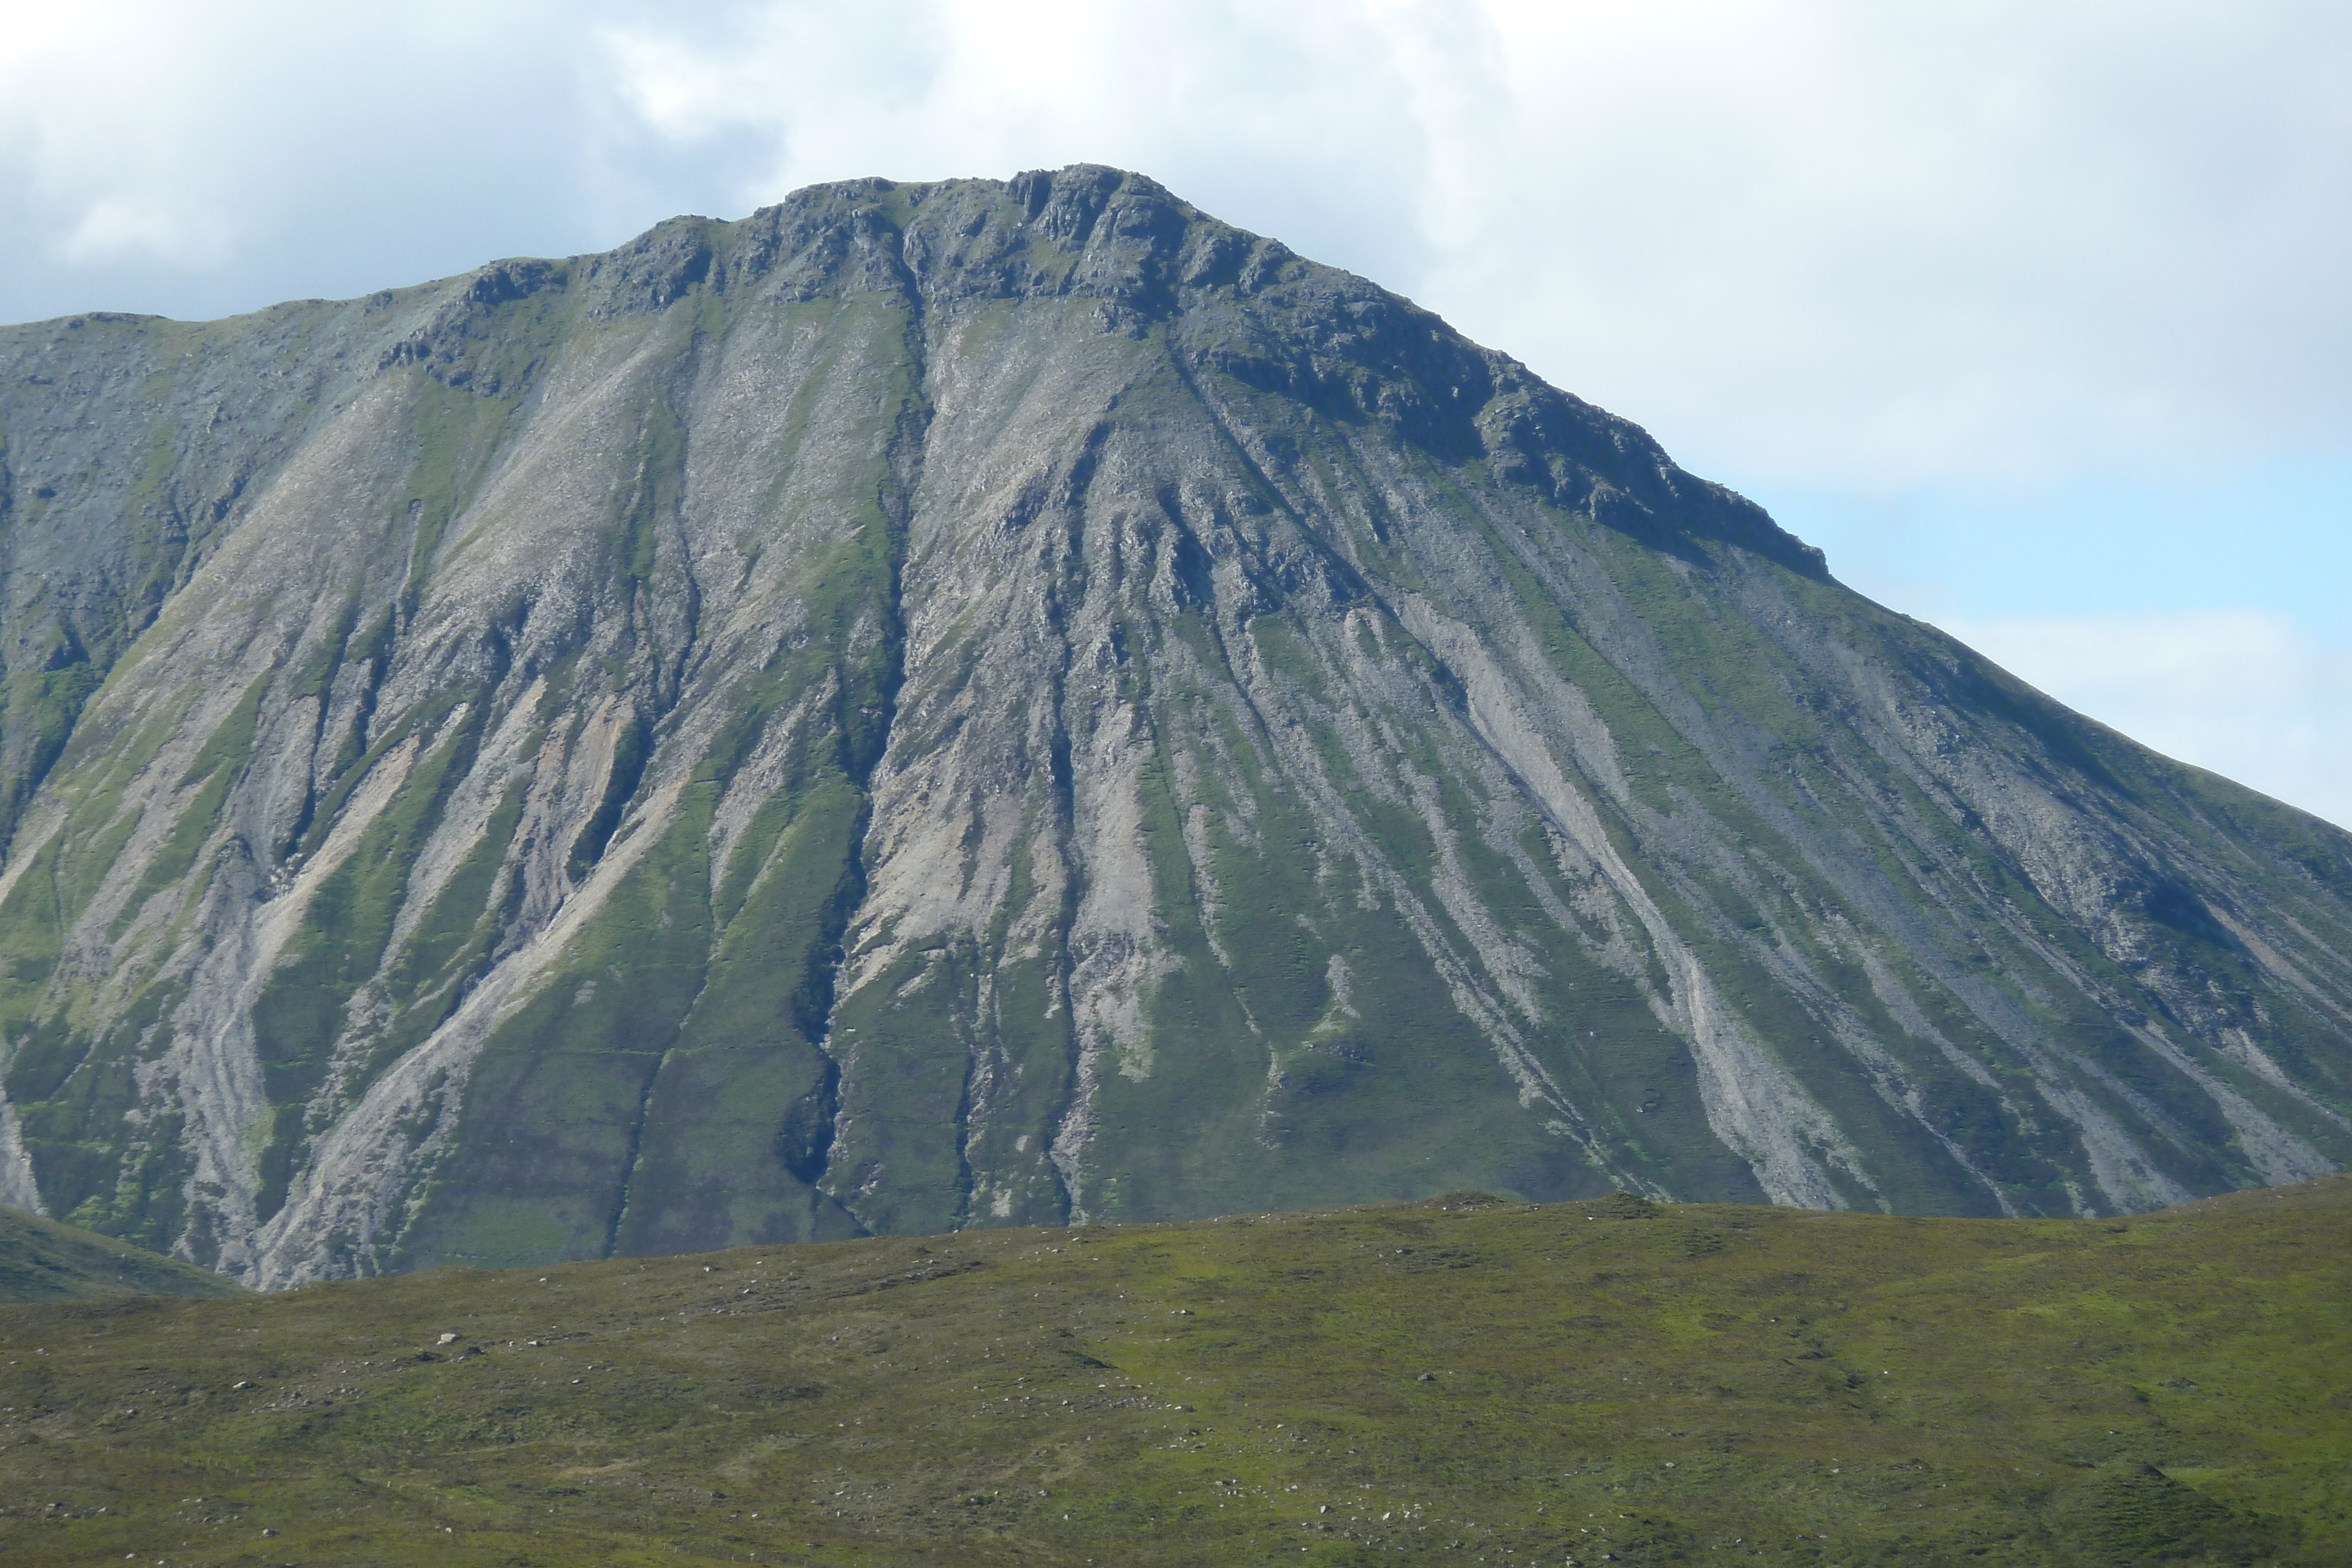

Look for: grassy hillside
[1,1181,2346,1566]
[0,1205,248,1303]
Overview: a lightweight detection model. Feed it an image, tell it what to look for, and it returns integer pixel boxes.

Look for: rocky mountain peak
[0,167,2341,1287]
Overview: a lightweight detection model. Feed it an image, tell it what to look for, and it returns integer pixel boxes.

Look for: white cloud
[1942,610,2352,829]
[1534,2,2352,487]
[0,0,616,320]
[57,196,227,266]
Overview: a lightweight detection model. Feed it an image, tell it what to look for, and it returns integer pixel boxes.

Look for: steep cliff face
[0,167,2345,1286]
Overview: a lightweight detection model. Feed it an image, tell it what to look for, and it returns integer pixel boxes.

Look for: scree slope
[0,166,2346,1284]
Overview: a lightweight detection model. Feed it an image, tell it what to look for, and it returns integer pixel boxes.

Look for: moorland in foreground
[2,1179,2347,1566]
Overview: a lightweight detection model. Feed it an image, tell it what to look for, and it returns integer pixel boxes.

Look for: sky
[2,0,2345,824]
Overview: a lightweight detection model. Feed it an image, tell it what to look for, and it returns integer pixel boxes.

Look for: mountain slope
[0,166,2345,1285]
[0,1203,246,1301]
[2,1183,2346,1566]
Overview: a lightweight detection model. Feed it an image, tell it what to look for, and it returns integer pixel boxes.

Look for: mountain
[2,1181,2346,1566]
[0,166,2345,1288]
[0,1204,245,1302]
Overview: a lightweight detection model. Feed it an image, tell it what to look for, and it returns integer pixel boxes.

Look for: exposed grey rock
[0,166,2343,1288]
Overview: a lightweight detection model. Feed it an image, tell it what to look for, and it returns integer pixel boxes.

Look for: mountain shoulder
[0,1205,249,1302]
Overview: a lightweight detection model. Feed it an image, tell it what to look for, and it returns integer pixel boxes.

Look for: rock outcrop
[0,167,2344,1286]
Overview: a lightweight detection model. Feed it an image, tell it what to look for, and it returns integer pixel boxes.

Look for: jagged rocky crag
[0,168,2345,1286]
